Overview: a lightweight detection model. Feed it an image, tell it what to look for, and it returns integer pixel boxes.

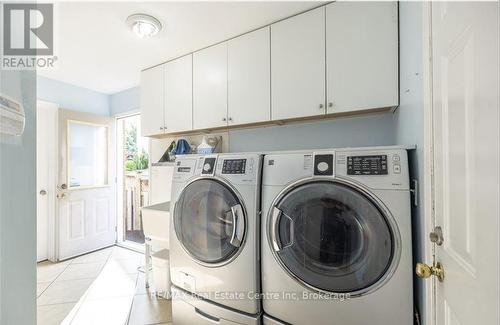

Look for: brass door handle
[416,262,445,282]
[57,193,67,199]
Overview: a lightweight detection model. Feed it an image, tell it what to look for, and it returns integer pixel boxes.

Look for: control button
[203,163,211,172]
[392,155,400,162]
[393,164,401,174]
[317,162,329,172]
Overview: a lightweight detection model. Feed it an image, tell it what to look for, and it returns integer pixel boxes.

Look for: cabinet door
[193,42,228,129]
[140,65,165,136]
[271,7,326,120]
[228,27,270,126]
[326,2,398,113]
[165,54,193,133]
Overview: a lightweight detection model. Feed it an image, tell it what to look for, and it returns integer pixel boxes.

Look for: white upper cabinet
[326,2,398,113]
[140,64,165,137]
[140,3,400,136]
[271,7,326,120]
[193,42,228,130]
[228,27,271,126]
[164,54,193,133]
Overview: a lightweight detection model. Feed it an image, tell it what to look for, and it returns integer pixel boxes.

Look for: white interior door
[36,100,58,262]
[57,109,116,260]
[430,2,499,324]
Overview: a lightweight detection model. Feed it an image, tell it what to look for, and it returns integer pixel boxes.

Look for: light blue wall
[0,70,37,325]
[110,87,140,116]
[228,113,396,152]
[394,1,425,321]
[37,76,110,116]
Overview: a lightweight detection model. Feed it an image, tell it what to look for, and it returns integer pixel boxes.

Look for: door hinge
[409,179,418,207]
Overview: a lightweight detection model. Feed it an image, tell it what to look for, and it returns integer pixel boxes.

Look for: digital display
[222,159,246,174]
[347,155,388,175]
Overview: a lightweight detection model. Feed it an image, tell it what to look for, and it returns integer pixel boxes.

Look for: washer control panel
[222,159,247,174]
[347,155,388,175]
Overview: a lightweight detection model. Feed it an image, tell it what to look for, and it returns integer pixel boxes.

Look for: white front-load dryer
[170,153,262,323]
[261,147,413,325]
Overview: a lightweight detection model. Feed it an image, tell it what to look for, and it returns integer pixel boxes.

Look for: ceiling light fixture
[126,14,162,38]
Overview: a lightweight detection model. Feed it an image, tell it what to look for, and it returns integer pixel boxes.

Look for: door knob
[59,184,67,190]
[57,193,67,199]
[416,262,445,282]
[39,189,47,195]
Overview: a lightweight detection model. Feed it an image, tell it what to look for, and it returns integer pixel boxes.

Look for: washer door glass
[271,181,394,293]
[174,179,245,264]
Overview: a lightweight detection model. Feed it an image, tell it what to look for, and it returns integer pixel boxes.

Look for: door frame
[36,100,59,262]
[421,2,436,325]
[114,112,146,252]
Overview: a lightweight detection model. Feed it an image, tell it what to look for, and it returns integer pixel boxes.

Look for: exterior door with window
[57,109,116,260]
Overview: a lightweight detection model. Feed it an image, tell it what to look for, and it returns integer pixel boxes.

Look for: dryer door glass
[272,181,394,294]
[174,179,245,264]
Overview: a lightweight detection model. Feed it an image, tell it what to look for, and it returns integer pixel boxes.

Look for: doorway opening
[116,114,150,249]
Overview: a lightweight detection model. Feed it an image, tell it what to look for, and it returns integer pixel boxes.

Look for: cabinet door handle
[328,102,333,108]
[319,104,324,109]
[159,126,164,130]
[222,117,227,122]
[228,117,233,122]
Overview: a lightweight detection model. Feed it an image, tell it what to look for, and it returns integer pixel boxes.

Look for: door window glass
[68,121,108,188]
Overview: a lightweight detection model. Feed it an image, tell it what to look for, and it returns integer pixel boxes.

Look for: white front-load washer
[261,146,413,325]
[170,153,262,324]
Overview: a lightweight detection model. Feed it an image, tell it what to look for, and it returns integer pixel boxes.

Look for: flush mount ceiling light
[126,14,162,38]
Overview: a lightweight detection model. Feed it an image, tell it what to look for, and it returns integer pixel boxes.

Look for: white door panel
[431,2,499,324]
[326,2,398,113]
[165,54,193,133]
[228,27,270,125]
[271,7,326,120]
[141,65,165,136]
[193,42,228,129]
[58,109,116,260]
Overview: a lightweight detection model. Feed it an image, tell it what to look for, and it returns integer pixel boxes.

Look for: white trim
[36,100,59,263]
[113,109,140,119]
[422,3,435,325]
[116,241,145,254]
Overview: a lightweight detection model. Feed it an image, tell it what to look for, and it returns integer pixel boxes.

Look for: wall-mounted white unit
[0,95,25,136]
[228,27,271,126]
[193,42,228,130]
[141,65,165,137]
[140,2,399,137]
[271,7,326,120]
[326,2,398,113]
[141,54,194,136]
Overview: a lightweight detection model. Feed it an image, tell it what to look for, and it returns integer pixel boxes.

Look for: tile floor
[37,246,172,325]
